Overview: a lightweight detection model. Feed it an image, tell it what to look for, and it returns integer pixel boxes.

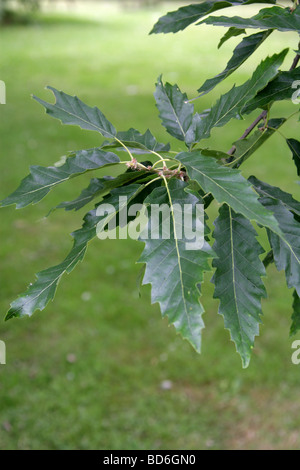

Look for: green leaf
[33,87,116,138]
[1,148,120,209]
[177,151,282,235]
[57,177,116,212]
[101,128,170,154]
[5,185,143,320]
[212,205,266,368]
[150,0,275,34]
[218,27,246,48]
[186,50,288,144]
[250,177,300,294]
[136,264,146,298]
[198,30,272,96]
[243,68,300,113]
[230,118,286,168]
[200,6,300,34]
[57,166,154,212]
[263,250,274,268]
[256,196,300,296]
[199,149,229,160]
[150,1,234,34]
[287,139,300,177]
[154,76,194,142]
[139,179,214,352]
[249,176,300,218]
[290,291,300,337]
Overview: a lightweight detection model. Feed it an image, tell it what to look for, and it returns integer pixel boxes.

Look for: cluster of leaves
[2,1,300,367]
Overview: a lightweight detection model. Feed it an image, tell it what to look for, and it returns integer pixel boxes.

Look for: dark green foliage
[290,291,300,337]
[287,139,300,176]
[197,30,272,96]
[200,5,300,33]
[2,1,300,367]
[150,0,276,34]
[212,205,266,368]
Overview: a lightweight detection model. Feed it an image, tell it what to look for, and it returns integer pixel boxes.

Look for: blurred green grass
[0,2,300,450]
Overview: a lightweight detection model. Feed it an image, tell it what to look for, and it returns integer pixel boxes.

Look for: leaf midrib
[162,88,186,139]
[162,177,192,335]
[187,162,275,229]
[38,93,115,138]
[229,208,243,339]
[9,245,87,317]
[212,59,281,129]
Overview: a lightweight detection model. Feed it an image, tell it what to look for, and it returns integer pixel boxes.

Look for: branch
[227,48,300,158]
[290,53,300,71]
[227,110,268,156]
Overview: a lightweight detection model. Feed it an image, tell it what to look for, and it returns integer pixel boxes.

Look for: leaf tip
[5,309,18,322]
[242,358,250,369]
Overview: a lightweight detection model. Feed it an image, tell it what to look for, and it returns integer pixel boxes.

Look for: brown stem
[227,110,267,156]
[227,48,300,158]
[290,53,300,71]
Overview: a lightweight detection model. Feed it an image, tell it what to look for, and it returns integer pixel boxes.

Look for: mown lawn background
[0,1,300,450]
